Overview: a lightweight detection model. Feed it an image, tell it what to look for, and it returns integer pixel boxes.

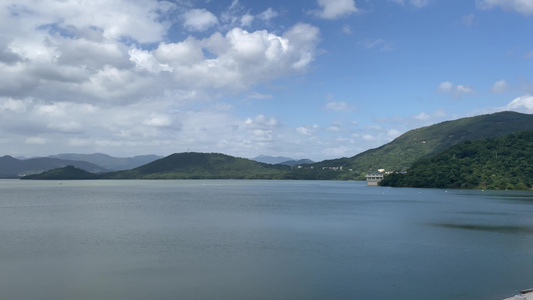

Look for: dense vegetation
[22,165,99,180]
[380,131,533,190]
[308,111,533,179]
[102,152,292,179]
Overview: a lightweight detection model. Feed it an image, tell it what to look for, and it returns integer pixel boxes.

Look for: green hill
[380,130,533,190]
[102,152,291,179]
[21,165,99,180]
[300,111,533,180]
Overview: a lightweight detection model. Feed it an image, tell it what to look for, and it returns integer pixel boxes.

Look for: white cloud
[462,14,476,26]
[456,85,476,95]
[296,125,319,136]
[245,114,280,128]
[361,39,395,52]
[505,94,533,113]
[342,25,353,34]
[436,81,477,98]
[259,8,279,21]
[4,0,174,44]
[129,47,172,73]
[0,0,332,160]
[313,0,359,19]
[490,79,509,93]
[476,0,533,15]
[47,121,83,134]
[246,92,273,100]
[387,129,402,139]
[127,23,320,91]
[297,127,311,136]
[183,9,219,32]
[0,97,29,113]
[390,0,429,8]
[240,14,254,27]
[322,145,350,157]
[1,3,320,102]
[325,101,354,111]
[362,134,376,141]
[437,81,454,92]
[143,114,173,128]
[26,137,47,145]
[414,112,431,121]
[410,0,429,7]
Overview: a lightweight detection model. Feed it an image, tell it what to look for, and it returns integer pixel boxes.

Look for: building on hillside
[365,172,384,186]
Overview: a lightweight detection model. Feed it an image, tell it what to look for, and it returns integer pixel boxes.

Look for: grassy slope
[312,111,533,179]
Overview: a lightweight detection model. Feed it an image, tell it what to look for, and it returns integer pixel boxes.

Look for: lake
[1,179,532,299]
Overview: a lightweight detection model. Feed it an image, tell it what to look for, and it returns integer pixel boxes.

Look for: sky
[1,0,532,161]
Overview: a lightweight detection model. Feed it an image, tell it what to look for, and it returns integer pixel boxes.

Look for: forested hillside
[22,165,99,180]
[309,111,533,179]
[380,130,533,190]
[102,152,291,179]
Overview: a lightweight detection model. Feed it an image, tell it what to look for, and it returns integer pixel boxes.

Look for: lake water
[1,180,532,300]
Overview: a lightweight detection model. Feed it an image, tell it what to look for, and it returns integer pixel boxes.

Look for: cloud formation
[490,79,509,93]
[462,14,476,26]
[437,81,477,98]
[390,0,429,8]
[183,9,219,32]
[312,0,359,19]
[3,0,174,43]
[476,0,533,15]
[0,0,530,162]
[325,101,355,112]
[130,23,320,91]
[505,95,533,113]
[0,0,324,158]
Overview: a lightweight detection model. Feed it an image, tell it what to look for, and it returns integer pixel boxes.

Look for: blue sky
[0,0,532,161]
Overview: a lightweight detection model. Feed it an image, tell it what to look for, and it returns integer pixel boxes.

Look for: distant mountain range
[0,153,162,178]
[278,159,315,167]
[12,111,533,190]
[251,155,314,166]
[251,155,294,164]
[47,153,163,171]
[0,155,108,178]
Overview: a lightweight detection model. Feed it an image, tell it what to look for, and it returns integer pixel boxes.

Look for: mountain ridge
[48,153,163,171]
[380,130,533,190]
[251,155,295,164]
[101,152,291,179]
[308,111,533,179]
[14,111,533,184]
[0,155,108,178]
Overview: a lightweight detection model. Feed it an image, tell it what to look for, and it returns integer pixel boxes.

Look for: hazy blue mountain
[279,159,315,167]
[251,155,295,164]
[48,153,163,171]
[0,155,108,178]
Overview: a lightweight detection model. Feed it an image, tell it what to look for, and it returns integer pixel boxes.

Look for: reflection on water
[0,180,532,300]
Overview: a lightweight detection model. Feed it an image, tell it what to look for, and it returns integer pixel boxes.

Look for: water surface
[1,180,532,299]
